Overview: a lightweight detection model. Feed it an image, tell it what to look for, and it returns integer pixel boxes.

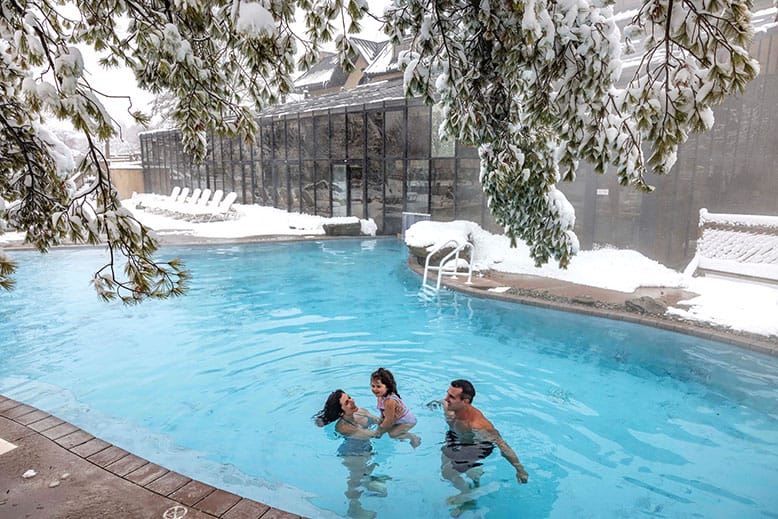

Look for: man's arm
[481,428,529,485]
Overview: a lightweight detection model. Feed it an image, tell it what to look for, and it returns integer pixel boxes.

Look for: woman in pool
[370,367,421,447]
[316,389,379,439]
[317,390,387,518]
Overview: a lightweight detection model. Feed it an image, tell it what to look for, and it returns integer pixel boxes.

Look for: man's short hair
[451,379,476,403]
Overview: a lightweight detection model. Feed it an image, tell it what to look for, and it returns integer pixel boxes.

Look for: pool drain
[163,505,187,518]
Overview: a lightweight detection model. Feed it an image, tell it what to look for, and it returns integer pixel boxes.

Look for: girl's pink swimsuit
[377,394,416,425]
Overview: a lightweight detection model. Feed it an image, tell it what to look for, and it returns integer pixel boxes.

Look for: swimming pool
[1,239,777,518]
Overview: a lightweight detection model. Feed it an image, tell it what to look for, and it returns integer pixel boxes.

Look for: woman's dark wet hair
[451,379,476,403]
[315,389,345,427]
[371,367,400,398]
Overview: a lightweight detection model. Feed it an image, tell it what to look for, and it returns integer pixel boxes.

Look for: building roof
[293,38,390,93]
[262,79,406,118]
[362,38,410,79]
[294,54,348,90]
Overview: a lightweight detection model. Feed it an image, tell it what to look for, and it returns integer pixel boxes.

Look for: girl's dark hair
[371,367,400,399]
[315,389,345,427]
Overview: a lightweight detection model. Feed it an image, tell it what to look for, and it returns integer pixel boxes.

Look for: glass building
[141,18,778,269]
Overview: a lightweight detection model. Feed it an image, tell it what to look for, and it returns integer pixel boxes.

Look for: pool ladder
[421,239,474,293]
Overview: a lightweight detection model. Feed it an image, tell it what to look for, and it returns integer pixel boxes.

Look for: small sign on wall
[596,189,609,196]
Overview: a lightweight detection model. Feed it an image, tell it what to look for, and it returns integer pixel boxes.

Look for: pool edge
[409,259,778,358]
[0,395,304,519]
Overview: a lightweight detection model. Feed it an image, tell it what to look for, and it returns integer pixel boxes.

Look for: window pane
[300,117,313,159]
[384,159,404,234]
[314,115,329,159]
[385,110,404,158]
[347,112,364,160]
[275,162,288,211]
[302,161,315,214]
[456,159,482,222]
[367,159,384,233]
[332,164,347,217]
[431,159,455,220]
[349,164,364,218]
[407,159,429,213]
[431,105,455,157]
[331,113,346,159]
[315,160,330,217]
[367,112,384,158]
[408,105,430,158]
[274,121,286,159]
[287,119,299,161]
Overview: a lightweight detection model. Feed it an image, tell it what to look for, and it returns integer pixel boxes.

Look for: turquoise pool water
[1,239,777,518]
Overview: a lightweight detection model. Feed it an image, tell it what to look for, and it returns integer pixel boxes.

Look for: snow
[405,219,778,338]
[2,204,777,339]
[236,2,275,38]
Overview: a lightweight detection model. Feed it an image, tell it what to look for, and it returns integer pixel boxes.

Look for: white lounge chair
[166,187,201,216]
[184,189,223,221]
[193,191,238,222]
[144,186,180,213]
[172,188,211,219]
[153,186,188,215]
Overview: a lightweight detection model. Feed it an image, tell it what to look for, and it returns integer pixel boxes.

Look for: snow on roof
[262,79,406,118]
[294,54,341,88]
[350,38,390,62]
[363,41,398,76]
[700,208,778,228]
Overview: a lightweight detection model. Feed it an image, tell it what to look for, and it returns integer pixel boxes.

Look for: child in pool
[371,367,421,447]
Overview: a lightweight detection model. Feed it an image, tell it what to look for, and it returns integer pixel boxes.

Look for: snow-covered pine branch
[1,0,368,301]
[385,0,759,268]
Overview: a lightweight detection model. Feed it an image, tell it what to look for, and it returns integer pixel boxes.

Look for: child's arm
[376,398,401,433]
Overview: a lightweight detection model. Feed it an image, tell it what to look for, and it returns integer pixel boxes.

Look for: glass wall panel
[288,163,301,212]
[431,104,455,157]
[315,160,330,217]
[287,118,300,161]
[408,105,430,158]
[349,164,364,218]
[314,115,329,159]
[406,159,429,213]
[301,161,316,214]
[347,112,364,160]
[456,158,482,222]
[274,121,286,159]
[332,164,348,217]
[367,159,384,233]
[431,158,455,220]
[300,117,314,159]
[254,160,267,205]
[366,112,384,158]
[260,123,273,158]
[331,112,346,159]
[385,110,404,158]
[275,162,288,210]
[384,159,404,234]
[456,141,478,159]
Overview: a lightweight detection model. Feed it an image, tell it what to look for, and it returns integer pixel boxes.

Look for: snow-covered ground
[2,194,776,338]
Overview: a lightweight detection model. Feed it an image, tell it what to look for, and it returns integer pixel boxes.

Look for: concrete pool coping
[2,234,776,518]
[410,260,778,357]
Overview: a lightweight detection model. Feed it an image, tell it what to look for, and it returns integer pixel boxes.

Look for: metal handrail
[422,239,474,291]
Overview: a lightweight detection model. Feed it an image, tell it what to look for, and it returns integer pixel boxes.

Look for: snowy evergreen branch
[386,0,759,268]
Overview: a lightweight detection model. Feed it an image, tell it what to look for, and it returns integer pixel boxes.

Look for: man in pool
[433,379,529,489]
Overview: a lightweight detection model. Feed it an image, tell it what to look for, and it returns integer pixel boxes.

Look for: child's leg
[388,424,421,447]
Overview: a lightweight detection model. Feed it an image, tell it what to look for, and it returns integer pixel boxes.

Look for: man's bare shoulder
[468,407,497,433]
